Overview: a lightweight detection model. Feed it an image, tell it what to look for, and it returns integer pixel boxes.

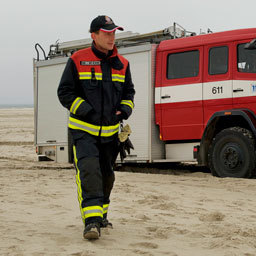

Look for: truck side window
[237,43,256,73]
[167,50,199,79]
[209,46,228,75]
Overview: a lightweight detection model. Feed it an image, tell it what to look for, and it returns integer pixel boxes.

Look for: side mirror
[244,39,256,49]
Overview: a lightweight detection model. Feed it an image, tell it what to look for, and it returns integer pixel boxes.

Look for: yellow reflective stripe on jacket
[68,117,119,137]
[69,117,100,136]
[83,205,103,219]
[100,124,120,136]
[70,97,84,114]
[121,100,134,109]
[73,145,85,223]
[103,204,109,215]
[79,72,103,80]
[112,74,125,82]
[79,72,124,82]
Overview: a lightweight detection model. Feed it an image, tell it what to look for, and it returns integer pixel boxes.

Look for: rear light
[193,145,200,159]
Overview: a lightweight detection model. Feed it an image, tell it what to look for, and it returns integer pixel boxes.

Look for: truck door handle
[161,95,171,99]
[233,88,244,92]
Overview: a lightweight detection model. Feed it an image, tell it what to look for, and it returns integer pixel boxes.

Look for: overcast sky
[1,0,256,105]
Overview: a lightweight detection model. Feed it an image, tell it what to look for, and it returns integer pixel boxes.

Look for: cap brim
[100,25,124,33]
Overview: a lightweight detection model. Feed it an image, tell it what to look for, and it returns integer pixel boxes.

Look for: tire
[208,127,255,178]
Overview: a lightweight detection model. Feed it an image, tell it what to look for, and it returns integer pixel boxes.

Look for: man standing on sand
[57,15,135,240]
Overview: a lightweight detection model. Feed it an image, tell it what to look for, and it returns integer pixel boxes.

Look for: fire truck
[33,23,256,178]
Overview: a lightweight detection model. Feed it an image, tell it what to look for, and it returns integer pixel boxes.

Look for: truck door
[159,47,204,141]
[233,39,256,110]
[203,44,233,123]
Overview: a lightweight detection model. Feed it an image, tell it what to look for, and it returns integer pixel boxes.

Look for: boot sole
[83,229,100,240]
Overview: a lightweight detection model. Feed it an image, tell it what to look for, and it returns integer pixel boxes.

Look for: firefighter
[57,15,135,240]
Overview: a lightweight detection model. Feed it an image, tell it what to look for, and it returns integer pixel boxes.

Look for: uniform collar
[91,42,123,70]
[91,41,118,60]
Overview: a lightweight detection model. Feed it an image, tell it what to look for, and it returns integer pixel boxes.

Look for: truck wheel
[208,127,255,178]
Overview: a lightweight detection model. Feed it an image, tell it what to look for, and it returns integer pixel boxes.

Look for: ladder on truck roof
[47,22,196,59]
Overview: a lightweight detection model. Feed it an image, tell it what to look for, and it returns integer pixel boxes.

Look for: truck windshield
[237,43,256,73]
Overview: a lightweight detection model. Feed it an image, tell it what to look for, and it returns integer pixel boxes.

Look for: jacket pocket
[82,81,101,112]
[113,82,123,107]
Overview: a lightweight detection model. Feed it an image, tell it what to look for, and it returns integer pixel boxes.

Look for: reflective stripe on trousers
[73,145,85,223]
[83,206,103,219]
[103,204,109,215]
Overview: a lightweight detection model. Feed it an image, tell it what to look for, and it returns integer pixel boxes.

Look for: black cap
[90,15,124,33]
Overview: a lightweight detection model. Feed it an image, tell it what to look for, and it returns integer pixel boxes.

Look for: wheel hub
[222,146,241,169]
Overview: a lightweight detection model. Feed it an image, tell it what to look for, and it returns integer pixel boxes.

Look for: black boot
[83,222,101,240]
[100,218,113,228]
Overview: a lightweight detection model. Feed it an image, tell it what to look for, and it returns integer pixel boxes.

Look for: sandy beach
[1,108,256,256]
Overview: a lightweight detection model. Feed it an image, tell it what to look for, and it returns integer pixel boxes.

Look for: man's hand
[115,110,123,122]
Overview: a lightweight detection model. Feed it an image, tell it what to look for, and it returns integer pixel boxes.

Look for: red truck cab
[155,28,256,177]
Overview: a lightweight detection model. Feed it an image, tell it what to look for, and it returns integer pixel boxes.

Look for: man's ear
[91,33,95,40]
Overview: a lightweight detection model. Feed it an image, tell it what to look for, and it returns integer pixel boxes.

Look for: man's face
[91,30,116,54]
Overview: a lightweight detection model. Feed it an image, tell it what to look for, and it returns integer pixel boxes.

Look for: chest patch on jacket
[80,61,101,66]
